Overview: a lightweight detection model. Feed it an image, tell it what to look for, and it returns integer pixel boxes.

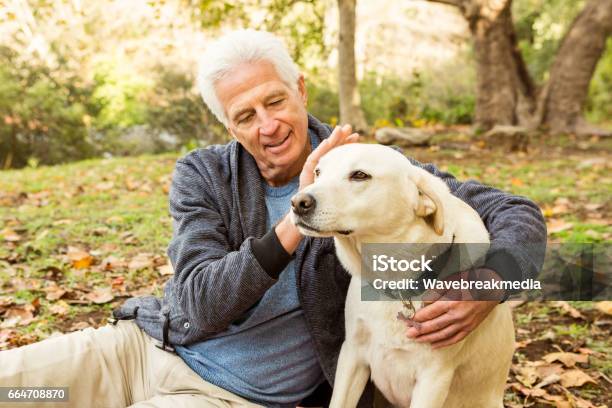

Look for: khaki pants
[0,321,263,408]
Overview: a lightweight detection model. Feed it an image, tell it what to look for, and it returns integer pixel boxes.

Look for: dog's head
[290,143,446,239]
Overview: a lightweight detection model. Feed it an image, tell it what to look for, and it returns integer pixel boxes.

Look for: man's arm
[168,126,359,335]
[408,158,547,282]
[168,160,288,334]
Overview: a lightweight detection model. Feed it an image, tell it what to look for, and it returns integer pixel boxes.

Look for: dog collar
[380,234,457,302]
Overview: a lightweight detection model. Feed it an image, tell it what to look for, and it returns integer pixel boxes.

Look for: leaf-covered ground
[1,133,610,407]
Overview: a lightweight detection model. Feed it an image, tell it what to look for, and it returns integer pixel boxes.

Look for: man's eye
[314,168,320,177]
[270,99,284,106]
[349,170,371,181]
[238,113,254,124]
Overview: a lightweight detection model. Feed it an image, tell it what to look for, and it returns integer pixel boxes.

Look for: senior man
[0,30,546,408]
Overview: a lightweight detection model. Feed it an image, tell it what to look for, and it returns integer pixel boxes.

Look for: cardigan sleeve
[407,157,547,287]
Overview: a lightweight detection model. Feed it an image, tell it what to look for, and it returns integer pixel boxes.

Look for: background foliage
[0,0,610,169]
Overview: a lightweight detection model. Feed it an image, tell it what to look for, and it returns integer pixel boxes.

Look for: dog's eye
[349,170,371,181]
[314,168,320,178]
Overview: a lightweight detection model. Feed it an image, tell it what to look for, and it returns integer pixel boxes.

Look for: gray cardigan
[113,114,547,406]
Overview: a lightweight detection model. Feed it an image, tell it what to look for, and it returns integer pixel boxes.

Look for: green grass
[2,138,611,407]
[1,137,610,340]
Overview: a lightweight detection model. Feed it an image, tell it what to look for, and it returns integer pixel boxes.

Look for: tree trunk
[467,0,536,129]
[337,0,368,132]
[428,0,536,130]
[428,0,612,135]
[541,0,612,133]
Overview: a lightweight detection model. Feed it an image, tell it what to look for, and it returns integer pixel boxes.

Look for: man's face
[215,60,310,186]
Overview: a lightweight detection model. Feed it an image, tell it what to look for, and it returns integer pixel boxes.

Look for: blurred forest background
[0,0,610,168]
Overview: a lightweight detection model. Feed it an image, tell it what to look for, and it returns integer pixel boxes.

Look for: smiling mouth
[265,132,291,149]
[295,220,353,236]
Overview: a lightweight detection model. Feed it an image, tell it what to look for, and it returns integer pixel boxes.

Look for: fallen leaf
[125,178,141,191]
[553,301,585,319]
[0,329,12,349]
[40,265,63,280]
[535,373,561,388]
[85,287,114,304]
[128,253,154,271]
[510,382,547,397]
[583,203,603,212]
[43,283,66,301]
[552,197,570,215]
[111,276,125,289]
[543,352,588,368]
[1,228,21,242]
[100,256,125,271]
[535,363,564,379]
[120,232,139,245]
[67,248,93,269]
[92,226,110,236]
[540,329,557,341]
[516,365,539,387]
[48,300,70,315]
[515,339,533,349]
[559,369,596,388]
[105,215,123,224]
[0,304,36,328]
[95,181,114,191]
[69,321,90,331]
[158,263,174,276]
[572,395,600,408]
[511,178,524,186]
[547,219,574,234]
[542,206,554,218]
[595,301,612,316]
[541,393,566,402]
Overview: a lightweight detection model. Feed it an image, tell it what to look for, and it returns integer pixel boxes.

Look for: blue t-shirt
[176,132,323,407]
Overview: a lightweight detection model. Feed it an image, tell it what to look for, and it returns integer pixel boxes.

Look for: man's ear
[297,74,307,106]
[409,174,445,235]
[227,126,237,140]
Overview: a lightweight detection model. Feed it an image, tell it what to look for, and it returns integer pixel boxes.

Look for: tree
[337,0,368,132]
[427,0,612,134]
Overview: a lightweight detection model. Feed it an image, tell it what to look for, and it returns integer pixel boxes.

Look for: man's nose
[258,112,280,136]
[291,193,316,216]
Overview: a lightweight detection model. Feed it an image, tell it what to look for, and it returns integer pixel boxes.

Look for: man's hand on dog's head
[276,124,359,255]
[298,124,359,191]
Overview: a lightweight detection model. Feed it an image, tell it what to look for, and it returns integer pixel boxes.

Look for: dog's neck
[333,220,454,279]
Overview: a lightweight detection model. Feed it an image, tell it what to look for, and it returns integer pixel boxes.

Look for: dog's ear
[411,176,445,235]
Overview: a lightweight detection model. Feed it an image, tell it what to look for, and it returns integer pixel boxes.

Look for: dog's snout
[291,193,316,216]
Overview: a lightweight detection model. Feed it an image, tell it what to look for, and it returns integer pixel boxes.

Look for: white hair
[197,29,301,126]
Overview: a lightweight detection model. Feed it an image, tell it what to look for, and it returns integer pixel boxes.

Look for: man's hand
[299,124,359,190]
[406,300,498,349]
[405,268,505,349]
[276,124,359,255]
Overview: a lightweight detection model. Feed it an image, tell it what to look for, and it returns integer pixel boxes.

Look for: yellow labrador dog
[291,144,514,408]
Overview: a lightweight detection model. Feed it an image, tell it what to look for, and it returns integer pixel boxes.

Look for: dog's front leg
[409,367,454,408]
[329,341,370,408]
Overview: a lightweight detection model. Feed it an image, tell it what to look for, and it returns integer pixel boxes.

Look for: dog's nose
[291,193,316,216]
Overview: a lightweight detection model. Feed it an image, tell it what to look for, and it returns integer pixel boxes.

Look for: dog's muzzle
[291,192,316,217]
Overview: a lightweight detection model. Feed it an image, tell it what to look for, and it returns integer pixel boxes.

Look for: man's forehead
[230,86,287,110]
[214,61,290,112]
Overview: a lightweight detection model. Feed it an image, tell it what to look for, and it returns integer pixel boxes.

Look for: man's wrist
[275,213,303,255]
[470,268,507,302]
